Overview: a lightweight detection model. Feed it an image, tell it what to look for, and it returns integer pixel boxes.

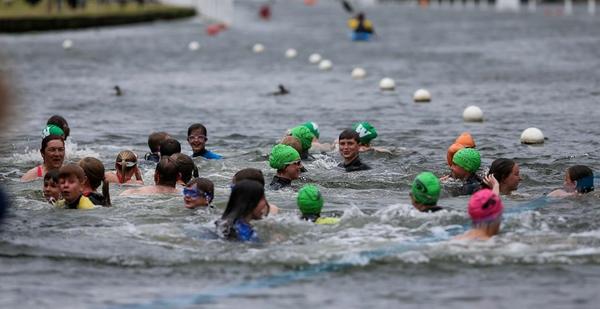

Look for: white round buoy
[188,41,200,51]
[379,78,395,91]
[413,89,431,103]
[463,106,484,122]
[252,43,265,53]
[308,53,322,64]
[351,67,366,79]
[318,59,332,71]
[62,39,73,50]
[285,48,297,59]
[520,128,545,144]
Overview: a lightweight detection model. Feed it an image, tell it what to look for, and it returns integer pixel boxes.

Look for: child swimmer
[548,165,594,198]
[297,184,340,224]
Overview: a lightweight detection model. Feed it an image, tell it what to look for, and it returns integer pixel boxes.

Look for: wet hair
[115,150,138,183]
[171,153,199,184]
[47,115,70,140]
[79,157,111,206]
[567,165,594,193]
[43,169,60,183]
[219,180,265,239]
[339,129,360,143]
[41,135,65,153]
[187,123,207,137]
[488,158,516,183]
[281,136,302,155]
[155,156,179,187]
[58,164,86,183]
[187,177,215,203]
[160,138,181,156]
[147,131,169,153]
[233,168,265,187]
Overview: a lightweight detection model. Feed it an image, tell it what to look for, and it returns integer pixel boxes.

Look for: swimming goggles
[188,135,207,141]
[117,160,137,168]
[183,188,213,201]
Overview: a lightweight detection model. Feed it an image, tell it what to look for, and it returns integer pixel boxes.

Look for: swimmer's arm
[267,202,280,215]
[133,167,144,184]
[370,146,393,154]
[483,174,500,196]
[20,167,39,182]
[547,189,572,198]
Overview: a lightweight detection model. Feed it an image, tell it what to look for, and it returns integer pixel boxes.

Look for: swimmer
[144,131,169,163]
[41,124,65,139]
[43,170,61,204]
[187,123,222,160]
[298,184,340,224]
[232,167,279,214]
[269,144,303,190]
[46,115,70,140]
[446,132,476,168]
[410,172,443,213]
[120,156,180,195]
[487,158,521,195]
[454,188,503,241]
[183,177,214,209]
[353,121,392,154]
[21,134,65,182]
[105,150,144,185]
[444,148,483,196]
[55,164,95,210]
[548,165,595,198]
[301,121,334,153]
[171,153,199,186]
[216,180,269,242]
[79,157,111,206]
[160,138,181,157]
[289,125,315,160]
[338,129,371,172]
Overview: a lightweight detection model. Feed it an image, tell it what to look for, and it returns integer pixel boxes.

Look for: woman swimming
[216,180,269,242]
[487,158,521,195]
[548,165,594,198]
[21,135,65,182]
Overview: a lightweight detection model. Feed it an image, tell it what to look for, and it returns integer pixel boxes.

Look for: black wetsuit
[338,156,371,172]
[84,192,106,206]
[446,175,483,197]
[269,176,292,190]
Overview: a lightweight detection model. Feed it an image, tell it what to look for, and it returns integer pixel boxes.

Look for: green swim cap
[452,148,481,173]
[297,184,324,216]
[269,144,300,170]
[411,172,441,206]
[352,122,378,145]
[290,126,315,152]
[42,124,64,138]
[302,121,320,139]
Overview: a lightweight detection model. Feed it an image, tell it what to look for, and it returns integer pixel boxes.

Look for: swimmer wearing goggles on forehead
[105,150,144,185]
[183,177,215,209]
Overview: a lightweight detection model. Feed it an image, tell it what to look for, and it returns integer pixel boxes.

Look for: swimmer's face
[59,175,83,203]
[43,179,61,203]
[339,138,359,161]
[42,140,65,170]
[251,197,269,220]
[183,185,208,209]
[502,164,521,192]
[187,129,207,153]
[283,161,302,180]
[450,164,469,179]
[564,172,576,192]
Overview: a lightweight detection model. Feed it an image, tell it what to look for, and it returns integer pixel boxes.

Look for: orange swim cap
[455,132,476,148]
[447,143,465,167]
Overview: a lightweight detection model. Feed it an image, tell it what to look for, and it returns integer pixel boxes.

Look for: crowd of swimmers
[22,115,595,242]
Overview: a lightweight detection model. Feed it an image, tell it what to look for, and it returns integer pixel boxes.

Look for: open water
[1,1,600,308]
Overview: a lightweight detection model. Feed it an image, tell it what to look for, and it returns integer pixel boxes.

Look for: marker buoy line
[318,59,332,70]
[62,39,73,49]
[285,48,297,59]
[351,67,366,79]
[188,41,200,51]
[463,106,483,122]
[379,78,395,90]
[520,128,545,144]
[309,53,322,64]
[253,43,265,53]
[413,89,431,103]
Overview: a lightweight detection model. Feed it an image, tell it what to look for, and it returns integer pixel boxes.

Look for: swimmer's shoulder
[21,167,40,182]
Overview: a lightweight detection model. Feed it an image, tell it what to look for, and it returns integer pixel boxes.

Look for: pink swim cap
[468,189,503,223]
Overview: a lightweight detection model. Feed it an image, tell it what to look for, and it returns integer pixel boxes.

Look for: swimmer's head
[455,132,476,148]
[115,150,138,182]
[302,121,320,139]
[411,172,441,206]
[566,165,594,194]
[171,153,198,184]
[269,144,301,171]
[43,169,61,203]
[297,184,324,217]
[290,126,315,152]
[41,135,65,170]
[58,164,86,203]
[78,157,105,190]
[352,122,377,146]
[42,124,65,139]
[147,131,169,153]
[233,168,265,187]
[47,115,70,140]
[184,177,214,209]
[280,136,302,155]
[154,156,179,187]
[468,189,503,225]
[452,148,481,174]
[187,123,208,153]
